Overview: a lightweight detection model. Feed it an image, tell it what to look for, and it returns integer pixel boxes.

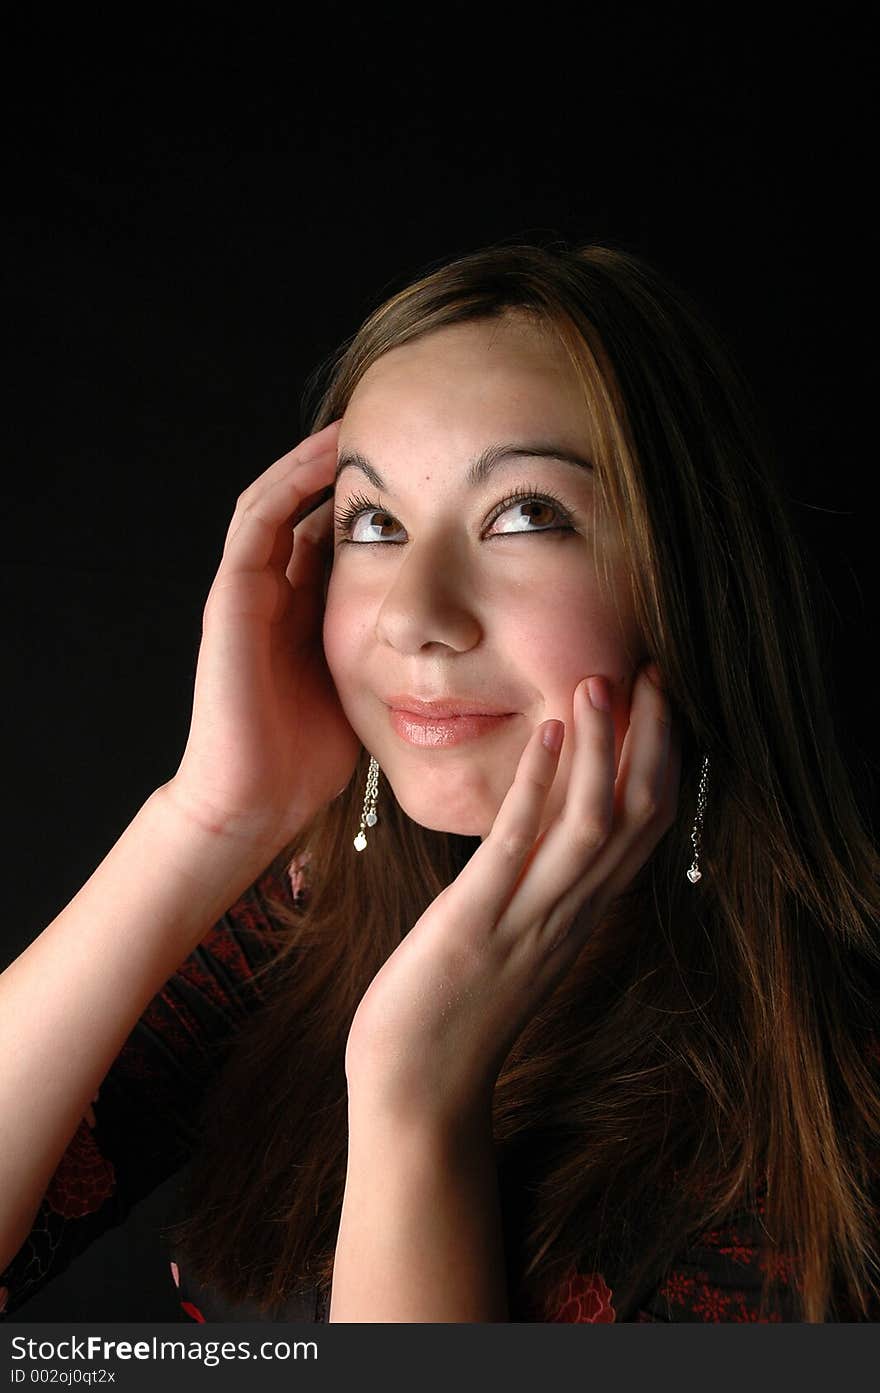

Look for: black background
[2,10,877,1319]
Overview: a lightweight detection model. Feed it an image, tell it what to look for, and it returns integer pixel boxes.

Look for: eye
[485,485,574,537]
[333,483,575,544]
[334,491,404,544]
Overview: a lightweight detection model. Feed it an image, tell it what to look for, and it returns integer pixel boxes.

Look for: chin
[389,788,492,839]
[408,808,489,838]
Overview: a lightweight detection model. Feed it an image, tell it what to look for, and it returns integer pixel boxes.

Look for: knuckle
[571,816,609,852]
[497,828,533,861]
[630,786,660,822]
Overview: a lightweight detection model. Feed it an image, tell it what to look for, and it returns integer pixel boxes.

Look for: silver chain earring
[353,755,380,851]
[686,753,710,883]
[352,750,710,879]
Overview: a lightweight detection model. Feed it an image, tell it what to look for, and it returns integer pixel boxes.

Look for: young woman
[1,241,877,1324]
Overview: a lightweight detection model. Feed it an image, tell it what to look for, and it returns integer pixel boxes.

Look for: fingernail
[587,676,611,711]
[542,719,564,752]
[644,662,664,689]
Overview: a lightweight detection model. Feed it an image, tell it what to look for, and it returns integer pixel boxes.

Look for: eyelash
[333,482,575,543]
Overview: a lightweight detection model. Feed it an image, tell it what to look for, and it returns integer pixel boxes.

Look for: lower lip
[388,709,516,746]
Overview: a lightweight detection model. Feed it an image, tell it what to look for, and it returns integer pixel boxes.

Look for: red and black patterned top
[0,854,867,1323]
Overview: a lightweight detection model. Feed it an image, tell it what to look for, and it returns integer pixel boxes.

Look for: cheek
[322,580,367,687]
[510,578,623,683]
[321,571,384,707]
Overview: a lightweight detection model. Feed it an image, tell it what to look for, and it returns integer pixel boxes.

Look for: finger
[219,421,342,571]
[554,667,675,928]
[285,496,335,590]
[289,484,335,530]
[235,419,342,516]
[613,664,671,827]
[222,420,341,547]
[505,675,616,940]
[588,715,681,924]
[286,489,336,593]
[448,718,566,936]
[294,484,337,546]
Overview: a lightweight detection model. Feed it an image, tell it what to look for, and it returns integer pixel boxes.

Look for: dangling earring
[686,753,710,883]
[352,750,710,871]
[353,755,380,852]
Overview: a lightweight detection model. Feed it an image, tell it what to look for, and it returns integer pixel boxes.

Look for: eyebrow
[334,442,594,492]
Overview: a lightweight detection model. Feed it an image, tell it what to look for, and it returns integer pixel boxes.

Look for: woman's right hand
[164,419,361,851]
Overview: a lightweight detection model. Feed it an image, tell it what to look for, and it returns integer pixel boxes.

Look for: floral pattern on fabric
[545,1270,616,1322]
[5,851,878,1325]
[635,1179,803,1322]
[44,1107,115,1220]
[0,863,288,1320]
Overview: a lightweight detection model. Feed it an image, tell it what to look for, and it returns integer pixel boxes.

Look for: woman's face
[323,313,645,840]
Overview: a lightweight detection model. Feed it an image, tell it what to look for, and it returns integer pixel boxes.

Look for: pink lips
[385,694,515,718]
[388,708,517,747]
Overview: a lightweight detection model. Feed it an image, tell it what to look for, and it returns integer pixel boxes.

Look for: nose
[373,536,482,655]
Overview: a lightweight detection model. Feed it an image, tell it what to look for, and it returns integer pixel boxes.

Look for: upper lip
[386,694,516,717]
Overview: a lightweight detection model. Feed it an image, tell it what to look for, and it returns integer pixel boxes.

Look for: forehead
[343,316,589,435]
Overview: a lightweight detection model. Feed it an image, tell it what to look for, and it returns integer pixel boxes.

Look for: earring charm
[686,753,710,883]
[352,750,709,874]
[353,755,380,851]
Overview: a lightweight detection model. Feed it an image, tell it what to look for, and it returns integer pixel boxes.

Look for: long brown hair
[163,238,880,1322]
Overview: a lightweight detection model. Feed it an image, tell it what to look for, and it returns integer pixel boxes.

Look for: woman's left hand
[344,663,681,1132]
